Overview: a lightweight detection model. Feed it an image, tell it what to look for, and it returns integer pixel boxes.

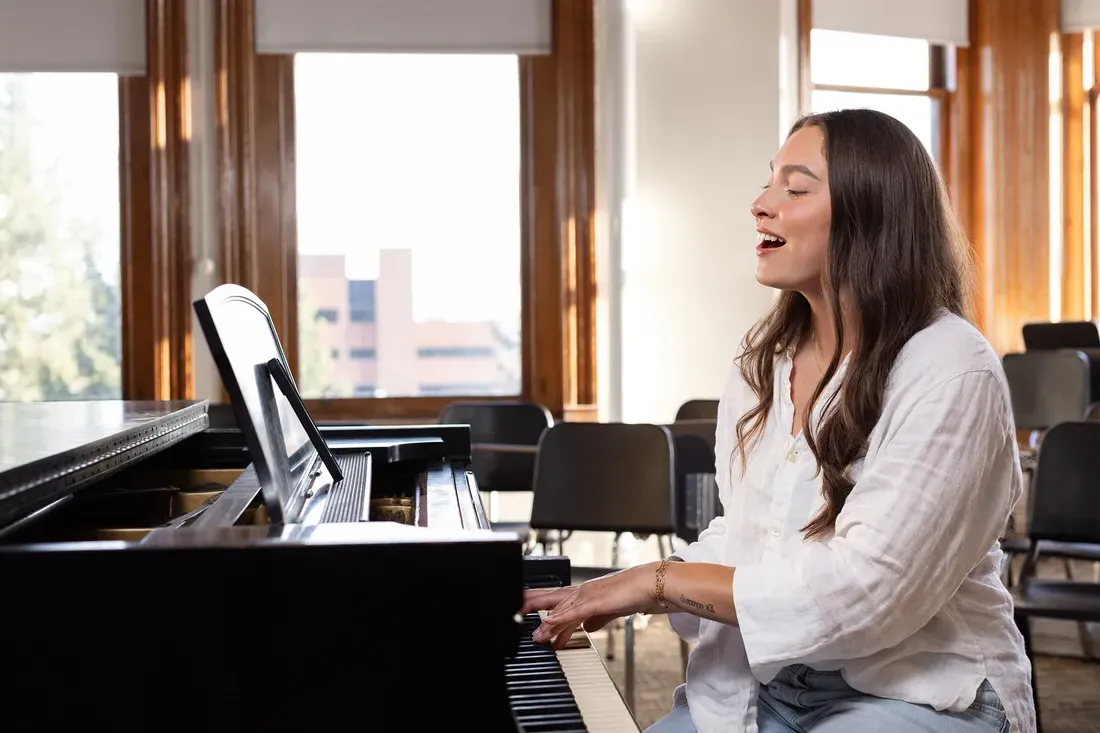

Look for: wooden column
[119,0,193,400]
[215,0,298,374]
[966,0,1060,354]
[522,0,598,421]
[1063,32,1087,320]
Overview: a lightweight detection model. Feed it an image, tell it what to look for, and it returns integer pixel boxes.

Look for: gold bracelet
[654,557,674,609]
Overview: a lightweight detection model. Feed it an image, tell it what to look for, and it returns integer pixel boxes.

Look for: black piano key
[504,610,591,732]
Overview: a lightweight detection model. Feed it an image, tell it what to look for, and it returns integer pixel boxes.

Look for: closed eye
[785,189,807,197]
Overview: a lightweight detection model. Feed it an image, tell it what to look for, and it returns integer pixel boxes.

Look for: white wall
[597,0,796,425]
[187,0,222,403]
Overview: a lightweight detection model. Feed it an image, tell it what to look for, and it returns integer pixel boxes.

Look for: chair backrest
[1002,350,1091,431]
[529,423,675,535]
[437,401,553,493]
[664,420,718,543]
[1028,421,1100,544]
[675,399,719,422]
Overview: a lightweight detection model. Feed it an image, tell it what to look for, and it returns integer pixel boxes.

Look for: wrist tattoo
[680,594,715,614]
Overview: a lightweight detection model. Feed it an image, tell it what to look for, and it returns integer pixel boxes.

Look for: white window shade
[0,0,146,74]
[1063,0,1100,32]
[813,0,968,47]
[255,0,552,55]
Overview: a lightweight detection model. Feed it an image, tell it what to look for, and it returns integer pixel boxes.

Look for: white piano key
[538,611,641,732]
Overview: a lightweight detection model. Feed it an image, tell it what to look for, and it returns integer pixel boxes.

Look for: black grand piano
[0,285,641,733]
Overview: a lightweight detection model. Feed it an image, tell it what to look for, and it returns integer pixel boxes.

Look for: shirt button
[771,526,781,537]
[787,450,798,462]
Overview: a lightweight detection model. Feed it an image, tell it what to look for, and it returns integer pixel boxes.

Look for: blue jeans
[646,665,1010,733]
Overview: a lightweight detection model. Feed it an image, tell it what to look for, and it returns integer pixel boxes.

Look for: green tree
[0,75,121,401]
[296,292,338,397]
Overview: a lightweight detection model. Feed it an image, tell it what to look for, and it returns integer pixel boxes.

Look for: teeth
[756,232,786,244]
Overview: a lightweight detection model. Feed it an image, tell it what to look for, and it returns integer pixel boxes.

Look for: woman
[522,109,1036,733]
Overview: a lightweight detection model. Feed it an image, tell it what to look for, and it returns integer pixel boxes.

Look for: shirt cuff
[733,562,805,681]
[667,610,701,642]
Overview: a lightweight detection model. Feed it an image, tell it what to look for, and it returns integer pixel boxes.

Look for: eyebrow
[767,162,822,181]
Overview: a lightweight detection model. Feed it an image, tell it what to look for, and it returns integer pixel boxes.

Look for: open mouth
[757,232,786,249]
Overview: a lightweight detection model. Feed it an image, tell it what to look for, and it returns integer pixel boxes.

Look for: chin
[754,264,788,290]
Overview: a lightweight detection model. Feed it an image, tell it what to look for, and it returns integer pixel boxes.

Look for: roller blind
[0,0,146,74]
[813,0,968,47]
[1063,0,1100,32]
[255,0,553,55]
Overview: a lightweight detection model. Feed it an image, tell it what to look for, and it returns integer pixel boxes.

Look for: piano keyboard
[505,612,641,733]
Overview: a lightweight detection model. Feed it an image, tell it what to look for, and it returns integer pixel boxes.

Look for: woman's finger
[551,620,585,650]
[520,586,575,615]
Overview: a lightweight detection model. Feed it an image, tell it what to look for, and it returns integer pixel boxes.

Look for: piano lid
[0,400,210,529]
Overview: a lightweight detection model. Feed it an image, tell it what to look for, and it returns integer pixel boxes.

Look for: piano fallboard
[0,523,524,732]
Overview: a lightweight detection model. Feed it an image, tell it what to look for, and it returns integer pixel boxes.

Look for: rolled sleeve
[734,370,1016,673]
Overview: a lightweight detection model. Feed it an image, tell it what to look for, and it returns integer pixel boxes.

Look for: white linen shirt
[669,312,1036,733]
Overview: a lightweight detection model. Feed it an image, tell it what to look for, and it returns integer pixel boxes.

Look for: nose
[750,191,774,220]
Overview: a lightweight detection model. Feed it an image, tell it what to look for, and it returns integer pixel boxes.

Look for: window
[294,54,523,401]
[0,73,121,402]
[224,0,595,420]
[348,280,375,323]
[418,346,495,358]
[808,30,947,163]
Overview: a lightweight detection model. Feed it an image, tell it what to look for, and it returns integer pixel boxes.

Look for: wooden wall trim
[120,0,193,401]
[967,0,1060,354]
[1092,33,1100,318]
[797,0,812,116]
[1063,32,1087,320]
[520,0,598,422]
[214,0,297,381]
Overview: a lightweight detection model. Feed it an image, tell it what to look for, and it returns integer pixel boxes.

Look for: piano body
[0,400,640,732]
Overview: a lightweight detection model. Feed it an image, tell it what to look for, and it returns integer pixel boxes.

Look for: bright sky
[294,53,523,324]
[3,73,120,284]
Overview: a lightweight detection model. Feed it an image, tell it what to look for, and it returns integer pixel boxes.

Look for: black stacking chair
[674,399,719,422]
[1000,351,1092,563]
[438,401,553,540]
[664,419,719,676]
[1011,420,1100,733]
[1003,350,1092,435]
[664,420,719,545]
[529,422,677,713]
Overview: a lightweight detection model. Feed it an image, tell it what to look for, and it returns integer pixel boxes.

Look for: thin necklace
[810,331,828,372]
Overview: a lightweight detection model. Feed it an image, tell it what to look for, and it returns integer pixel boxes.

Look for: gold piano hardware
[369,496,415,525]
[21,468,268,544]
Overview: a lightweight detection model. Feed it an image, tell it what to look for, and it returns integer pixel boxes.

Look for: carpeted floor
[590,617,1100,732]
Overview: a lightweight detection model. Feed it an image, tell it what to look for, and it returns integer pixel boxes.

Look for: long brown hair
[735,109,974,539]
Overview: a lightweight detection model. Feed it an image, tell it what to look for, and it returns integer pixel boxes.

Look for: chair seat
[1013,580,1100,621]
[1001,538,1100,562]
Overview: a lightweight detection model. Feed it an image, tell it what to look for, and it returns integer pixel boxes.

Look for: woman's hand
[520,563,662,649]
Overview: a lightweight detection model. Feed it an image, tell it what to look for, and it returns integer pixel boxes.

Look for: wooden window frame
[120,0,194,402]
[799,6,955,170]
[213,0,596,423]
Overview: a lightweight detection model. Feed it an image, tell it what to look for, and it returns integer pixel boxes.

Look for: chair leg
[1016,611,1043,733]
[605,533,622,661]
[625,612,636,712]
[1062,559,1097,660]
